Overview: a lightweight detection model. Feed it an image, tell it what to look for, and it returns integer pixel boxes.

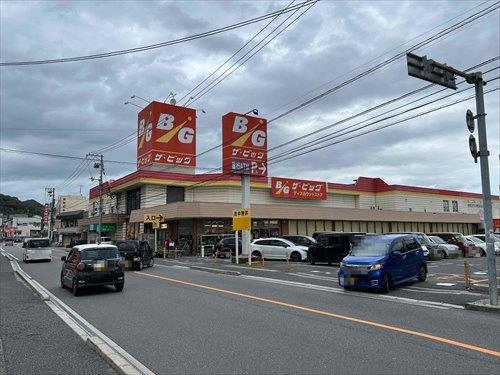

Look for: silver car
[428,236,461,259]
[470,234,500,255]
[22,238,52,262]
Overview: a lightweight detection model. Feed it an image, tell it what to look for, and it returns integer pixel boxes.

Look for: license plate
[345,276,356,286]
[93,261,107,271]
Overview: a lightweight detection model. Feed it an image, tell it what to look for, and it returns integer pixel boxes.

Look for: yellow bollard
[463,260,471,290]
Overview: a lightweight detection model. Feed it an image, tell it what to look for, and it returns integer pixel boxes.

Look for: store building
[4,214,42,238]
[86,170,500,253]
[55,210,85,246]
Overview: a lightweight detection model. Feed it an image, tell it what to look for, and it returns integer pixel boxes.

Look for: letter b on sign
[233,116,248,133]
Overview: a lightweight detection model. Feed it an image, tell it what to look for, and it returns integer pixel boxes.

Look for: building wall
[56,195,87,215]
[141,185,166,208]
[9,215,42,238]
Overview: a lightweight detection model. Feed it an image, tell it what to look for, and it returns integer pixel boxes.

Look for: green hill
[0,194,44,216]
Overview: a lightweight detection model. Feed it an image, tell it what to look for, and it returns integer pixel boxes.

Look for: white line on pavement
[291,272,338,282]
[403,286,483,296]
[436,283,457,287]
[240,275,463,310]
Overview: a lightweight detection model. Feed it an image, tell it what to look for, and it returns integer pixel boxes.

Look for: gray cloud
[1,0,498,203]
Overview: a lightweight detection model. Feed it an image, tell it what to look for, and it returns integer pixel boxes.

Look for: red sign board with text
[222,112,267,176]
[136,101,196,169]
[271,177,327,200]
[43,203,49,225]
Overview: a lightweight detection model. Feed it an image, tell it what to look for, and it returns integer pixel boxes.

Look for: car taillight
[76,262,85,271]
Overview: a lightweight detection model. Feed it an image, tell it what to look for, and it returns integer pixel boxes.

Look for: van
[308,232,365,265]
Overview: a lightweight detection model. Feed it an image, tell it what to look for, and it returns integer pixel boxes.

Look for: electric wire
[0,1,317,66]
[178,0,297,104]
[186,0,318,106]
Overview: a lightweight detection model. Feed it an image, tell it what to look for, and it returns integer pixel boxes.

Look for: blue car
[338,234,427,293]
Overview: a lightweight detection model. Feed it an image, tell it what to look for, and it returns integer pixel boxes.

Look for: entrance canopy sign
[271,177,327,200]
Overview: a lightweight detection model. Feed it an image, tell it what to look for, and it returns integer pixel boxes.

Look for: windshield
[81,247,119,260]
[430,236,446,244]
[468,236,484,244]
[285,237,314,246]
[350,236,392,257]
[454,234,467,242]
[415,234,431,245]
[115,242,138,252]
[27,239,50,248]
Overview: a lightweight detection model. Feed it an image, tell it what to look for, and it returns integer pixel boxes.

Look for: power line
[178,0,298,104]
[0,148,135,165]
[0,1,317,67]
[267,1,500,123]
[186,0,318,106]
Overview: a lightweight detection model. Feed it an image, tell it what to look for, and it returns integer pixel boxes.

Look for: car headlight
[369,263,383,271]
[340,261,346,267]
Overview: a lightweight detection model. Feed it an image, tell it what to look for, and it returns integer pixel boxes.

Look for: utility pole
[88,153,104,244]
[45,187,55,243]
[407,53,498,306]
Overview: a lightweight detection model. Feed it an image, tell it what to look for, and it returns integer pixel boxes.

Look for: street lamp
[244,108,259,116]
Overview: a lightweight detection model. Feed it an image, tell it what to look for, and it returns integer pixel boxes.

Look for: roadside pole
[235,230,239,264]
[406,54,497,305]
[473,73,497,305]
[98,154,104,245]
[242,175,251,265]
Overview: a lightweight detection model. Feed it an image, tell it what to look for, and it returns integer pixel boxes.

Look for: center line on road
[134,271,500,358]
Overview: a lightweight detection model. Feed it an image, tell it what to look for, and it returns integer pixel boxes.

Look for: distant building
[56,195,87,215]
[5,214,42,238]
[55,210,86,246]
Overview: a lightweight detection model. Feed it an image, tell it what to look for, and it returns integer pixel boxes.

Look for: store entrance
[251,219,280,240]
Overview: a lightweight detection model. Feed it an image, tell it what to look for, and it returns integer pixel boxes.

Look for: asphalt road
[2,244,499,374]
[0,254,115,375]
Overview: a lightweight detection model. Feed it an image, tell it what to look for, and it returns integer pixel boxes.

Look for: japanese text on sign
[271,177,327,200]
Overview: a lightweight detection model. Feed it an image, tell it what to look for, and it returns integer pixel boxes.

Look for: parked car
[338,234,427,293]
[465,236,486,256]
[115,240,154,270]
[60,244,124,296]
[22,238,52,262]
[308,232,364,265]
[470,234,500,255]
[4,237,14,246]
[427,232,475,257]
[214,237,242,258]
[281,235,316,247]
[386,232,432,258]
[428,236,461,258]
[251,238,308,262]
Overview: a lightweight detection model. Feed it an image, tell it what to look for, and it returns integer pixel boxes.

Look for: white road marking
[403,286,482,296]
[310,270,320,273]
[240,275,463,310]
[155,264,189,270]
[291,272,338,282]
[0,248,19,261]
[436,283,457,287]
[473,271,487,275]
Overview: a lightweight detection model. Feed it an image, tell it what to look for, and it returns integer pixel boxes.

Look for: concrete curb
[87,336,142,375]
[189,265,240,276]
[9,260,50,301]
[465,299,500,313]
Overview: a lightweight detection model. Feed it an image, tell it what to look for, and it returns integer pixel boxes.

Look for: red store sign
[271,177,327,200]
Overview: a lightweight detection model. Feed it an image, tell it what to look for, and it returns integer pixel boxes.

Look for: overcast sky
[1,0,499,204]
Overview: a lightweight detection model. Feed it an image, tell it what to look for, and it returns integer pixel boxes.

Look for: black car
[281,235,316,247]
[60,244,124,296]
[308,232,365,265]
[115,240,154,270]
[214,237,242,258]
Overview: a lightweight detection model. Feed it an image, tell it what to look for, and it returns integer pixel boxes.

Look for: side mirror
[61,256,66,261]
[391,251,402,258]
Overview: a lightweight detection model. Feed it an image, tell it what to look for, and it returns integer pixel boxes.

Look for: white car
[467,235,500,256]
[251,238,308,262]
[428,236,461,258]
[22,238,52,262]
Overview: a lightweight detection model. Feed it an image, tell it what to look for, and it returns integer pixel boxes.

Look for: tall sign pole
[406,54,497,305]
[88,153,104,245]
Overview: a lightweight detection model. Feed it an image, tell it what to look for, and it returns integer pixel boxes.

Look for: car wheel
[480,249,486,257]
[115,283,124,292]
[290,252,302,262]
[380,274,390,293]
[442,251,448,259]
[251,250,261,260]
[417,265,427,282]
[148,257,154,267]
[72,279,80,296]
[60,273,65,289]
[135,261,143,271]
[309,255,315,265]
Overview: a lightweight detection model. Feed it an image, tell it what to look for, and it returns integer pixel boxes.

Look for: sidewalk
[0,255,115,375]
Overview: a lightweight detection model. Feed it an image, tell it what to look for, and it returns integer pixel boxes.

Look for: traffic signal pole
[406,54,497,305]
[472,73,497,305]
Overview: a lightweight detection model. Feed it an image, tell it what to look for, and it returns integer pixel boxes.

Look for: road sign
[232,208,251,231]
[466,109,475,133]
[222,112,268,177]
[144,213,164,223]
[406,53,457,90]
